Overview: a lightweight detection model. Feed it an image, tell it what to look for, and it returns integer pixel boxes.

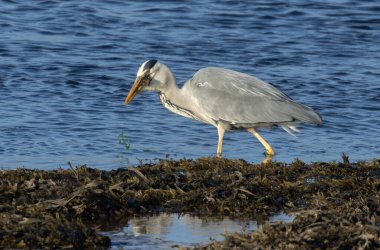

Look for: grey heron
[124,60,322,158]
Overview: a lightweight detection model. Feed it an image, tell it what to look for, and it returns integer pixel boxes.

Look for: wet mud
[1,157,379,249]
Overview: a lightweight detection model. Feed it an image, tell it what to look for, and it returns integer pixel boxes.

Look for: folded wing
[186,67,322,127]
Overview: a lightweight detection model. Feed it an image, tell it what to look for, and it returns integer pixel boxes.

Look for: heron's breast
[158,93,199,121]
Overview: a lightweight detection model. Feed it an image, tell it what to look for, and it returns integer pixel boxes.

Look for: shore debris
[0,157,379,249]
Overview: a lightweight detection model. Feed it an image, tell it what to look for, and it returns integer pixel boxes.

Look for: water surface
[1,0,379,169]
[102,213,293,249]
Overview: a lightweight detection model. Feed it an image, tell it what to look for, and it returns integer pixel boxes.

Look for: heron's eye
[146,75,153,85]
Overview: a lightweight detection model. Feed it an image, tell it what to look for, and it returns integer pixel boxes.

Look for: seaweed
[0,157,379,248]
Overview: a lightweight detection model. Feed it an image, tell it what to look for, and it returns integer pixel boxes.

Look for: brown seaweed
[0,157,379,249]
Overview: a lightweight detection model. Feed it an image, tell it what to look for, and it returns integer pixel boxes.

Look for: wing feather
[189,67,290,99]
[185,67,321,126]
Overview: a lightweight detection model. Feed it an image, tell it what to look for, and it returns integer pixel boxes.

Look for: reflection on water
[102,213,293,249]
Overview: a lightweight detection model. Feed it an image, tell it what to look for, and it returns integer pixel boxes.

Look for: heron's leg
[217,124,225,157]
[262,154,274,164]
[248,128,275,156]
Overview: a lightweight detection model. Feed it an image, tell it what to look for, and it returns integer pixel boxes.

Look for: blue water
[1,0,379,169]
[102,213,293,249]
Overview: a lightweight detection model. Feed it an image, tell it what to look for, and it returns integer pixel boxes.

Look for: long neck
[159,70,188,109]
[158,73,199,120]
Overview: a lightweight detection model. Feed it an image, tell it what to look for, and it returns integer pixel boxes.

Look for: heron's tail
[289,101,323,125]
[280,101,322,136]
[282,125,300,137]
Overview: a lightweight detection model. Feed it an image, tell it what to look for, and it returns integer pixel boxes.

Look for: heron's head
[124,60,173,105]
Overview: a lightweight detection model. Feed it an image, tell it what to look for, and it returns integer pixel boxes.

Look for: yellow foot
[262,154,274,164]
[248,128,275,157]
[265,148,275,156]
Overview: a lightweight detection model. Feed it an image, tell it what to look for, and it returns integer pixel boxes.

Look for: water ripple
[0,0,379,169]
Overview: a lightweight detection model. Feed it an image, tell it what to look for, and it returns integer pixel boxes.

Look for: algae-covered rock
[0,157,379,248]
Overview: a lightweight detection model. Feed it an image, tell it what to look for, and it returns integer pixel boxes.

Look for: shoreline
[1,157,379,249]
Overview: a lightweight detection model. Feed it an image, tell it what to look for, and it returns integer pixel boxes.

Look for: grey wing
[186,67,322,127]
[190,67,290,99]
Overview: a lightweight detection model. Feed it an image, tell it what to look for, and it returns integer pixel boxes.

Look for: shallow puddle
[102,213,294,249]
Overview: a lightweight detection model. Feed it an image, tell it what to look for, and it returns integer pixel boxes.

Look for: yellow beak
[124,76,145,105]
